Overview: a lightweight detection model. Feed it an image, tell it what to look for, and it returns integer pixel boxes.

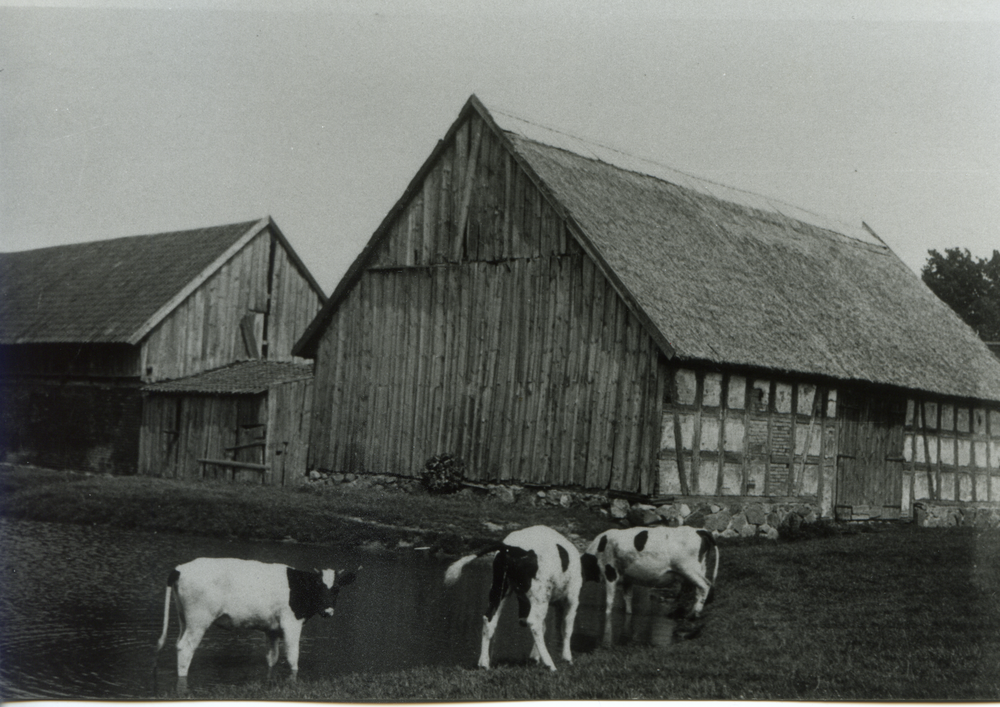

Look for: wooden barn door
[836,390,906,519]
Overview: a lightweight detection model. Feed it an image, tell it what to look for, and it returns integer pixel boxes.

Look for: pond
[0,518,680,699]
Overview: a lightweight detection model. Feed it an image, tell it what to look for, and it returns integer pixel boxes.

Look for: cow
[153,557,356,686]
[581,526,718,645]
[444,525,582,672]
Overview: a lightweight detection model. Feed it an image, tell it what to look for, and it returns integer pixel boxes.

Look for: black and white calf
[154,558,356,681]
[444,525,582,671]
[582,526,718,644]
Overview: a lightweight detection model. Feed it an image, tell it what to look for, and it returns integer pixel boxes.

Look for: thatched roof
[0,217,324,347]
[297,96,1000,403]
[143,360,313,394]
[491,108,1000,403]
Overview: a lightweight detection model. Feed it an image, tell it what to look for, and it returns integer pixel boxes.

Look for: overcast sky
[2,1,999,293]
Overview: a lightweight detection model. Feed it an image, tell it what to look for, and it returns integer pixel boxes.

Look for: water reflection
[0,518,682,699]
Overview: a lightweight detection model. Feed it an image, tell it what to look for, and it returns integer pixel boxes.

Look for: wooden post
[919,400,936,500]
[795,390,821,496]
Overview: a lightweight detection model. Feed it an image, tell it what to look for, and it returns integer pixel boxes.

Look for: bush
[420,454,466,494]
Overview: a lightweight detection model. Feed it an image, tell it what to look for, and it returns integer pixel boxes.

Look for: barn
[0,217,325,477]
[293,95,1000,521]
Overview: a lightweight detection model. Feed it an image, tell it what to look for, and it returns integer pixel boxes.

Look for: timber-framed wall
[658,366,839,517]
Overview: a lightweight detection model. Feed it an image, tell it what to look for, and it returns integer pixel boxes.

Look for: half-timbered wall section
[310,113,664,493]
[659,367,839,515]
[903,397,1000,511]
[140,226,321,383]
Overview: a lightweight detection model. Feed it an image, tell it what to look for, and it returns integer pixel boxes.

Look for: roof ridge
[0,218,263,256]
[489,106,883,249]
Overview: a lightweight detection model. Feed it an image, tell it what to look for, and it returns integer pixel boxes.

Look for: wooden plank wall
[266,378,313,485]
[138,393,268,482]
[0,343,141,379]
[141,232,271,382]
[140,228,322,382]
[309,113,663,493]
[268,245,324,363]
[835,391,905,518]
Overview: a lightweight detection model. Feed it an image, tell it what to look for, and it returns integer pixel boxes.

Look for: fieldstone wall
[912,502,1000,528]
[612,499,822,540]
[305,470,823,539]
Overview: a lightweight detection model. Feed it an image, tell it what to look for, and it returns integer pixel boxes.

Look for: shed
[140,360,313,485]
[294,95,1000,520]
[0,217,325,474]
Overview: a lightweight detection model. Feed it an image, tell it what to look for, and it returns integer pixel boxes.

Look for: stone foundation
[306,470,826,539]
[615,499,822,540]
[912,502,1000,528]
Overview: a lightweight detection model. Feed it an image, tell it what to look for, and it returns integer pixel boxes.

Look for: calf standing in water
[444,525,582,672]
[582,526,718,645]
[154,557,356,688]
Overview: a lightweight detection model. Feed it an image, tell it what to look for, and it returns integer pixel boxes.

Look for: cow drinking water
[444,525,582,671]
[582,526,718,645]
[153,557,356,686]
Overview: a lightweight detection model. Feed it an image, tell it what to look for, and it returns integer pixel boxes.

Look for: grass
[4,464,1000,701]
[196,526,1000,702]
[0,464,609,553]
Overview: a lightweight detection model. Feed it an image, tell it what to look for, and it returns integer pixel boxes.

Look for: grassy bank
[0,464,609,553]
[4,464,1000,700]
[192,523,998,702]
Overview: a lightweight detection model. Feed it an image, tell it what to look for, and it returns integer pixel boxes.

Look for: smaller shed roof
[142,360,313,395]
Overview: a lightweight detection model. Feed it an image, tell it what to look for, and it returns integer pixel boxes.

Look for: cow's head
[287,567,357,620]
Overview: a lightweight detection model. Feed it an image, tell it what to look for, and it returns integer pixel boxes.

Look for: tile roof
[0,220,261,345]
[142,360,313,394]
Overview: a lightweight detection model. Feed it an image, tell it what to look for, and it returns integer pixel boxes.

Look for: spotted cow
[154,558,356,685]
[444,525,582,671]
[582,526,718,645]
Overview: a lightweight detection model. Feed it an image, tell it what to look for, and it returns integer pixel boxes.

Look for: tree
[921,248,1000,341]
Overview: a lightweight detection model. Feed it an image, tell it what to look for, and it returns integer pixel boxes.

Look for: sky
[2,1,999,295]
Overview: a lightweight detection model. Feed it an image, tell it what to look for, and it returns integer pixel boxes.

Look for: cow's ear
[337,571,357,586]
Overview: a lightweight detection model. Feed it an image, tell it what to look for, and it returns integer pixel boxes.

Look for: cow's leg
[479,552,509,669]
[675,560,712,617]
[525,599,557,671]
[601,579,617,647]
[560,595,579,663]
[479,594,507,669]
[526,608,545,664]
[175,620,208,678]
[622,579,635,614]
[265,630,282,678]
[282,622,304,680]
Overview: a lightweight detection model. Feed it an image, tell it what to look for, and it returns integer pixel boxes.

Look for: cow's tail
[152,568,179,683]
[443,541,506,587]
[696,530,720,603]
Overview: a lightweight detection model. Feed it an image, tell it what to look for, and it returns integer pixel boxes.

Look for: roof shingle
[0,220,260,345]
[142,360,313,394]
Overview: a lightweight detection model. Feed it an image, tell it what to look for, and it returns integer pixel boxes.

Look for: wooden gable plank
[129,218,269,345]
